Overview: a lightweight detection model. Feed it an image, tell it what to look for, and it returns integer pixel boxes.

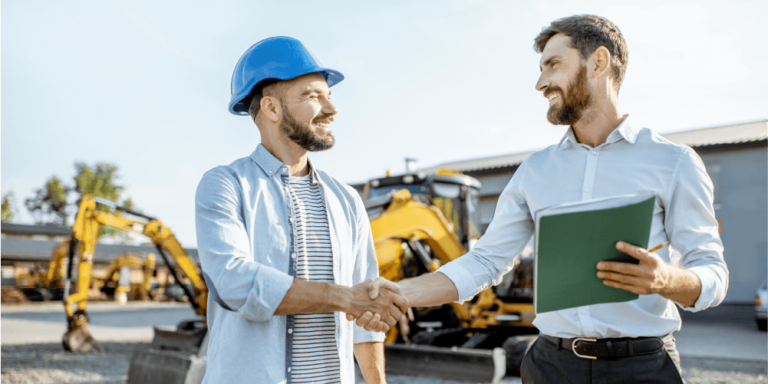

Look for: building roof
[0,238,199,264]
[1,223,71,236]
[420,119,767,174]
[662,119,767,148]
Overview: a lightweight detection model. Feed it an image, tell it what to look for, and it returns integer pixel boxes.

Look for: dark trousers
[521,334,684,384]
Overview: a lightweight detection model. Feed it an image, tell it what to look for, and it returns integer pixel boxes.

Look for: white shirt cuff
[436,262,478,303]
[684,266,717,312]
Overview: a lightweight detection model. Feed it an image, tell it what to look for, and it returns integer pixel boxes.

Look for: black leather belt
[540,334,670,360]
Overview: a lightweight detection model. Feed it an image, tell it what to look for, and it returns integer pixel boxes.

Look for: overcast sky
[2,0,766,247]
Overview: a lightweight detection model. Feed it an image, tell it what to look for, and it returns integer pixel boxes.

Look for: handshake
[343,277,408,333]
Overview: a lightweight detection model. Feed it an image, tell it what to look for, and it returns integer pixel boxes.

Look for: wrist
[658,263,679,297]
[324,283,350,313]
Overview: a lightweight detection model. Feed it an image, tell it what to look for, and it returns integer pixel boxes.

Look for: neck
[571,96,624,148]
[259,128,310,177]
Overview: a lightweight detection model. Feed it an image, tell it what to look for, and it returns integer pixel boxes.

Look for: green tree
[73,162,137,242]
[25,176,71,226]
[2,192,16,223]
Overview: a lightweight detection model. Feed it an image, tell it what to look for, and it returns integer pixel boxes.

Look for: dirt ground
[1,342,766,384]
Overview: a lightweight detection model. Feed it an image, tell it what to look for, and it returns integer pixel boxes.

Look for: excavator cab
[363,170,537,378]
[364,170,483,251]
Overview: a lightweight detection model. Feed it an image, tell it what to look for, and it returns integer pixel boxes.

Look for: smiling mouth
[548,94,560,105]
[314,121,331,133]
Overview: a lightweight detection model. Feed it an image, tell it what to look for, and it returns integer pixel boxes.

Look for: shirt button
[291,253,296,259]
[288,217,293,223]
[590,150,597,155]
[282,168,288,172]
[287,367,292,373]
[288,328,293,334]
[584,188,591,193]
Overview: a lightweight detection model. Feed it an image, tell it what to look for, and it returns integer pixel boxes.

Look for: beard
[281,105,335,152]
[546,65,593,126]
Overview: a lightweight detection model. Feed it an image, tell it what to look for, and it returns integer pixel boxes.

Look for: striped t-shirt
[285,175,340,384]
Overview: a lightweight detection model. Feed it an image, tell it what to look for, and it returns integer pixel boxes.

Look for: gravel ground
[1,342,133,384]
[1,342,766,384]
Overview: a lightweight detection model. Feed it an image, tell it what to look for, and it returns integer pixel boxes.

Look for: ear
[590,46,612,79]
[259,95,282,123]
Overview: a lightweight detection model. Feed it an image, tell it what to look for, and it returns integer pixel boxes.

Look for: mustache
[544,86,563,98]
[313,114,334,124]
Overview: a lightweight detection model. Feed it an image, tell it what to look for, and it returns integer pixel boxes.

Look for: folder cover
[534,193,656,314]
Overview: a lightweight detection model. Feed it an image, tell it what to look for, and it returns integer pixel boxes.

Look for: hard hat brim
[228,69,344,116]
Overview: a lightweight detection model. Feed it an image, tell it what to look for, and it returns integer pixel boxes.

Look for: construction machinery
[16,241,157,304]
[63,194,208,357]
[364,170,537,376]
[99,252,156,303]
[14,239,69,301]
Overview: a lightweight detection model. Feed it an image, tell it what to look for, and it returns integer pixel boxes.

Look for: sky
[2,0,767,247]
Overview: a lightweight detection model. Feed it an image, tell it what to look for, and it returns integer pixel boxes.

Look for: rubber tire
[757,319,767,331]
[502,335,538,377]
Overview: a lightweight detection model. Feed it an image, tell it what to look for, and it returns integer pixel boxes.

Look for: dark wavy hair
[534,15,629,93]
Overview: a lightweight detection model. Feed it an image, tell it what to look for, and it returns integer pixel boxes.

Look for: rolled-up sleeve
[665,148,729,312]
[195,168,294,322]
[437,162,535,303]
[350,195,386,344]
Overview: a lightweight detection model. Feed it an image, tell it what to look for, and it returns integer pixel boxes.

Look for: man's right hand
[344,277,408,333]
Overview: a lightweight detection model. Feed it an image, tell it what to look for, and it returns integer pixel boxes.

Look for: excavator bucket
[62,322,102,352]
[127,319,208,384]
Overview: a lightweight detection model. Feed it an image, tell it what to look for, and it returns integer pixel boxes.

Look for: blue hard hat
[228,36,344,115]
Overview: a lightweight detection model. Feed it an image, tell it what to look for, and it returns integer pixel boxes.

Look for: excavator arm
[62,194,208,352]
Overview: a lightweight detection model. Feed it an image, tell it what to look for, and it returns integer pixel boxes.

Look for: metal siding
[700,148,768,303]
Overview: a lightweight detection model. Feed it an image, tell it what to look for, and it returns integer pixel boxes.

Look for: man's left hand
[596,241,672,295]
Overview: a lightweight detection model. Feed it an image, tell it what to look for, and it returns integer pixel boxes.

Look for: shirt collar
[557,115,637,149]
[250,144,319,183]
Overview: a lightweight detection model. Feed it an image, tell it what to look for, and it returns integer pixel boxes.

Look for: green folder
[534,193,656,314]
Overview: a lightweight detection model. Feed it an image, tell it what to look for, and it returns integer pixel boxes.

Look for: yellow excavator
[14,239,69,301]
[63,194,208,353]
[363,170,537,375]
[99,252,156,303]
[16,240,156,304]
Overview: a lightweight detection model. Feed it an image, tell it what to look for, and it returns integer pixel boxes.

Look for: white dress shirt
[438,116,728,338]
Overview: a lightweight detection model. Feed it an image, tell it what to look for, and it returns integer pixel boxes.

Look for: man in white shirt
[361,15,728,383]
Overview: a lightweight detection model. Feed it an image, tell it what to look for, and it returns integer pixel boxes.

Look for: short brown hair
[534,15,628,92]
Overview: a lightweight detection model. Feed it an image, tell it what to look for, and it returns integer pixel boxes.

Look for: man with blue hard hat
[195,36,407,383]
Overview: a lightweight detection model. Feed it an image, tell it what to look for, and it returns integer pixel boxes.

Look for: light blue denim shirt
[195,144,384,384]
[438,116,728,339]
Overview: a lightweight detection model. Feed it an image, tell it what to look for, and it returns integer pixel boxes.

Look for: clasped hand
[344,277,408,333]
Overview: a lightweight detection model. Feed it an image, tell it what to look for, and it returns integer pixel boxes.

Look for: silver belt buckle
[572,338,597,360]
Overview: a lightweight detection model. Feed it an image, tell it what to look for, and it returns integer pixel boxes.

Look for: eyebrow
[301,89,330,96]
[540,55,562,72]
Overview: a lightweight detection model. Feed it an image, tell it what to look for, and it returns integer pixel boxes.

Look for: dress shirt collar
[557,114,638,149]
[250,143,319,183]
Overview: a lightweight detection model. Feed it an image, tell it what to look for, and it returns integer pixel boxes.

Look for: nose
[322,97,338,117]
[535,72,548,93]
